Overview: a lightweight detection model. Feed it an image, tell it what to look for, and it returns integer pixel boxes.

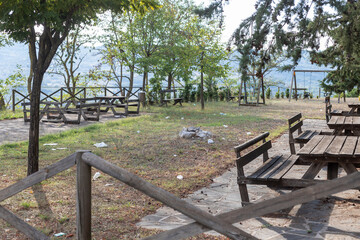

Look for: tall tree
[0,0,159,175]
[200,1,360,95]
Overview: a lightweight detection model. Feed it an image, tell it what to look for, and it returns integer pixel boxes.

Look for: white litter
[193,104,196,106]
[105,183,114,187]
[219,112,227,115]
[54,233,66,237]
[165,116,170,119]
[177,175,183,180]
[181,117,184,120]
[222,137,226,140]
[208,139,214,144]
[246,132,252,135]
[44,143,58,146]
[137,130,141,133]
[223,125,228,128]
[51,148,57,151]
[93,172,101,181]
[25,218,30,222]
[94,142,108,148]
[2,175,6,177]
[57,148,67,150]
[173,154,177,157]
[320,109,323,112]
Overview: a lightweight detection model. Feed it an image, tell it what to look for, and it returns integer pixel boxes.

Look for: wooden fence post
[12,90,15,111]
[76,150,92,240]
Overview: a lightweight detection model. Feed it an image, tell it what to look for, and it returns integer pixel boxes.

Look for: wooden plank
[335,115,345,125]
[339,163,358,174]
[237,141,272,168]
[0,205,50,240]
[327,115,338,126]
[81,152,256,240]
[297,135,324,155]
[295,130,313,141]
[339,136,357,156]
[309,135,335,156]
[324,136,346,156]
[0,153,76,202]
[344,116,353,126]
[145,172,360,240]
[354,137,360,156]
[234,132,269,153]
[76,151,92,240]
[288,113,302,125]
[352,116,360,125]
[268,155,299,179]
[248,155,282,179]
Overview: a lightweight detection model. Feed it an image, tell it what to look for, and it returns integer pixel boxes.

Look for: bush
[181,83,193,102]
[219,90,225,101]
[281,92,284,98]
[285,88,290,98]
[275,91,280,99]
[190,90,196,102]
[266,88,271,99]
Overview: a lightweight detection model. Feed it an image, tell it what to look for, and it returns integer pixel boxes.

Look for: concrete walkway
[138,120,360,239]
[0,114,125,145]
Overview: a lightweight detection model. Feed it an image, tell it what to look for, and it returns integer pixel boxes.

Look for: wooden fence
[1,151,360,239]
[12,86,143,111]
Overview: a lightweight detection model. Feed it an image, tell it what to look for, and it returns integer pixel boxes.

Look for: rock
[179,127,212,139]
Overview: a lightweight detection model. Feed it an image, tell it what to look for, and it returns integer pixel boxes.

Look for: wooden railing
[12,86,143,111]
[1,151,360,239]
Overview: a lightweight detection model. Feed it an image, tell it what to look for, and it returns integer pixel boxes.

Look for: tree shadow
[32,183,55,220]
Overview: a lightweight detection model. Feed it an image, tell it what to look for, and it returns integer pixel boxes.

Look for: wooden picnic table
[348,103,360,114]
[327,115,360,135]
[297,135,360,180]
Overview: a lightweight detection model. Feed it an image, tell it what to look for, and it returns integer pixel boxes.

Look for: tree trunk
[167,72,173,90]
[200,65,204,110]
[27,43,34,95]
[142,71,148,91]
[27,70,44,175]
[128,67,134,98]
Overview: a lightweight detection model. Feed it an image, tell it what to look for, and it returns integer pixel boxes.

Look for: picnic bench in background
[327,115,360,135]
[159,89,183,106]
[234,132,319,206]
[288,113,333,154]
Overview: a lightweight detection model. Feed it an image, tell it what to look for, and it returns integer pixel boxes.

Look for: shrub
[219,90,225,101]
[275,91,280,99]
[281,92,284,98]
[285,88,290,98]
[266,88,271,99]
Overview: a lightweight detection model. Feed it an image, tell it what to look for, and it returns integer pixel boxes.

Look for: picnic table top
[298,135,360,159]
[327,115,360,129]
[348,103,360,107]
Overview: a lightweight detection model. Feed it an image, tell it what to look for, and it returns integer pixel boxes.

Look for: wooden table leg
[327,162,338,180]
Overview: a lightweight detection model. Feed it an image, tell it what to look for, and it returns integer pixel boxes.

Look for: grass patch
[0,109,23,120]
[0,99,334,239]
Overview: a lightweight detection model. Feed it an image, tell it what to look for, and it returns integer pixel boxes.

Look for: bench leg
[237,167,250,206]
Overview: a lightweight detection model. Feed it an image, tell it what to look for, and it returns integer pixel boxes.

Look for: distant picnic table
[159,89,183,106]
[327,115,360,135]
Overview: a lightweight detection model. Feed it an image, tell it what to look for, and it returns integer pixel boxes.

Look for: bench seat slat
[248,155,282,179]
[267,155,299,179]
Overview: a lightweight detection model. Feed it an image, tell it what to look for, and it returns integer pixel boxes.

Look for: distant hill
[0,43,332,95]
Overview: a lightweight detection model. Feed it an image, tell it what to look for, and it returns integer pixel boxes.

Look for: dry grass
[0,98,355,239]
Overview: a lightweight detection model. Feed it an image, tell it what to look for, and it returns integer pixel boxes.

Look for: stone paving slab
[138,119,360,239]
[0,114,127,145]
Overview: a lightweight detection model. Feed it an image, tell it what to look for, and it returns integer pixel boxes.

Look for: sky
[195,0,257,42]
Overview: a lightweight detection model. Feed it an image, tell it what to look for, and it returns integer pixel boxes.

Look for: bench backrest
[325,103,332,122]
[234,132,271,168]
[288,113,303,135]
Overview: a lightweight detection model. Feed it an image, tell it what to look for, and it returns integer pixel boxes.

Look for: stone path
[0,114,125,145]
[138,119,360,239]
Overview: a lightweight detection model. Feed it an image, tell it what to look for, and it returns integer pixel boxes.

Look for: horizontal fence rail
[12,86,144,111]
[1,151,360,239]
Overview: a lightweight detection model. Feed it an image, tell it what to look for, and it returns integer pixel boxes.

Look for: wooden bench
[288,113,324,154]
[235,132,316,206]
[160,89,183,106]
[325,103,348,122]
